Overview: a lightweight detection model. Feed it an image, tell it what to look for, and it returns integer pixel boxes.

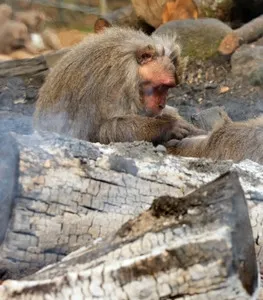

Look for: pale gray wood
[0,171,259,299]
[0,132,262,284]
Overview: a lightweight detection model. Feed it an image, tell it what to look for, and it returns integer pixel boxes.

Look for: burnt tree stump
[0,172,259,299]
[0,132,262,285]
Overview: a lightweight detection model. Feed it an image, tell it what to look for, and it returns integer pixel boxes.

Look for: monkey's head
[137,44,177,116]
[15,10,47,32]
[0,4,13,20]
[5,21,29,49]
[74,27,184,119]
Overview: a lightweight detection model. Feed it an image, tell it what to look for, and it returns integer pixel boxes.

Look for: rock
[231,44,263,80]
[248,66,263,86]
[153,18,232,60]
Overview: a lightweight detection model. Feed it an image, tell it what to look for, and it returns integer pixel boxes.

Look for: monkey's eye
[136,45,156,65]
[141,53,152,60]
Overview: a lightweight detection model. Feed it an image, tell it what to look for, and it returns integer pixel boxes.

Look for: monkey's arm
[166,117,263,163]
[41,28,62,50]
[98,115,196,144]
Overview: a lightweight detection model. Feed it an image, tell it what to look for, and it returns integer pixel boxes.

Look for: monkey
[34,27,205,145]
[14,10,62,52]
[166,113,263,164]
[0,20,30,55]
[14,10,46,33]
[162,0,199,24]
[0,4,13,25]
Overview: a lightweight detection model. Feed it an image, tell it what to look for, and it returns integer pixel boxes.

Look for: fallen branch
[219,15,263,55]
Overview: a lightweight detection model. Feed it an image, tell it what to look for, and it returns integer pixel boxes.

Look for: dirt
[168,58,263,122]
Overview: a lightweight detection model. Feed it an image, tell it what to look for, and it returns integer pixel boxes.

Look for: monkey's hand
[98,115,206,145]
[163,117,207,140]
[165,135,208,158]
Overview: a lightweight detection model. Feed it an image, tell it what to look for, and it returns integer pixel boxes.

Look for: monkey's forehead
[152,33,181,58]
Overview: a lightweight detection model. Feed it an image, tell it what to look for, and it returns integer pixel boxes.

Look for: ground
[168,58,263,122]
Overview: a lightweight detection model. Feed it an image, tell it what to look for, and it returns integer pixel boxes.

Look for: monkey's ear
[94,18,111,33]
[136,45,156,65]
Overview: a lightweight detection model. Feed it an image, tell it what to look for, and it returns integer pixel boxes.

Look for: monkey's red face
[141,82,174,116]
[138,55,176,117]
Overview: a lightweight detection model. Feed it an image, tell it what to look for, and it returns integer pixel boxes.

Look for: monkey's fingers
[189,127,208,136]
[164,139,181,147]
[170,128,190,140]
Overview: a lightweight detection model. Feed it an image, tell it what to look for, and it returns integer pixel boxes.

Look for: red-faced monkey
[0,20,29,54]
[166,114,263,164]
[14,10,62,52]
[34,27,204,145]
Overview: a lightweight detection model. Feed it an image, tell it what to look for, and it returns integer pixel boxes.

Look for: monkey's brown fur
[167,115,263,164]
[14,10,46,33]
[14,10,61,52]
[34,27,203,144]
[0,20,29,54]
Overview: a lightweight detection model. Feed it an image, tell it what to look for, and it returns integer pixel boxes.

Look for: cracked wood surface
[0,172,259,299]
[0,132,262,285]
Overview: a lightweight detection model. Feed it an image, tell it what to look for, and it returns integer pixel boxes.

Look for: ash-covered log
[0,171,259,299]
[0,132,263,285]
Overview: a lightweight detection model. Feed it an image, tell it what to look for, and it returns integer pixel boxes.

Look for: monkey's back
[205,116,263,164]
[34,27,165,141]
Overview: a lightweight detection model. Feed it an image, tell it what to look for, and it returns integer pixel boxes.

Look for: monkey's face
[138,48,176,117]
[16,11,46,32]
[11,24,28,48]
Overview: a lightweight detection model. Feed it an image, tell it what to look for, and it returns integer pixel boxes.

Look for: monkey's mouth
[142,83,175,117]
[13,39,26,48]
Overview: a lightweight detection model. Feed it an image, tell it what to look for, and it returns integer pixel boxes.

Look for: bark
[94,5,155,34]
[219,15,263,55]
[0,171,259,299]
[0,132,263,284]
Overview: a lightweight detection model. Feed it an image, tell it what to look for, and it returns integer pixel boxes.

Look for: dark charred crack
[80,205,105,213]
[13,230,37,237]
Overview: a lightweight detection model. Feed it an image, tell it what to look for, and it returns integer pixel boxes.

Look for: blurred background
[0,0,130,55]
[1,0,129,29]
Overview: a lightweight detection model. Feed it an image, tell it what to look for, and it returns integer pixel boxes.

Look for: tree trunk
[0,131,263,284]
[0,171,259,299]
